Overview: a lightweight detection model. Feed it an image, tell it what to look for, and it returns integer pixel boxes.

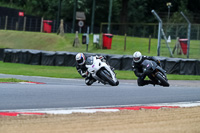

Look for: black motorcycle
[141,59,169,87]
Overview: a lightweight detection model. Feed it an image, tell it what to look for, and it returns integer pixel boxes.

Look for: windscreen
[142,60,157,70]
[86,56,93,65]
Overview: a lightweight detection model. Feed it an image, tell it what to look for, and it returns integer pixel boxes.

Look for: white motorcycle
[85,56,119,86]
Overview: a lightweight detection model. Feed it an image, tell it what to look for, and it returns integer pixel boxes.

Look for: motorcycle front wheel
[99,70,118,86]
[156,72,170,87]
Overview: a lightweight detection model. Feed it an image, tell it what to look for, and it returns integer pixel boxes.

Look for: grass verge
[0,61,200,80]
[0,78,28,82]
[0,30,199,59]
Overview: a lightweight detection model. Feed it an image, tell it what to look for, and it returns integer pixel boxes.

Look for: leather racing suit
[132,56,161,86]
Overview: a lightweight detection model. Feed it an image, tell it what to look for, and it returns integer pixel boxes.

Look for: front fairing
[141,60,157,74]
[85,56,117,84]
[86,57,101,74]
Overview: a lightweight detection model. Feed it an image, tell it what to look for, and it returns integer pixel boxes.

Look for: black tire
[99,70,118,86]
[156,72,170,87]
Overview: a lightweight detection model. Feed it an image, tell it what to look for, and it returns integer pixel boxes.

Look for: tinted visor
[77,58,84,64]
[134,57,140,61]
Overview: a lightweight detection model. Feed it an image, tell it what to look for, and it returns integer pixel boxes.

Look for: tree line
[0,0,200,27]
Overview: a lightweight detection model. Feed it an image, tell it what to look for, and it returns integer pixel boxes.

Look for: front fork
[154,71,168,81]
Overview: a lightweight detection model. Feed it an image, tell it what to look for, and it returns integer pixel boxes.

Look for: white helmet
[75,53,86,65]
[133,51,142,63]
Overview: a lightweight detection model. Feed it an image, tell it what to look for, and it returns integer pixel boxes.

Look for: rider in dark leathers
[132,51,161,86]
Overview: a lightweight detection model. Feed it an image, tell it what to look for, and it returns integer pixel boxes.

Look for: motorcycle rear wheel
[99,70,118,86]
[156,72,170,87]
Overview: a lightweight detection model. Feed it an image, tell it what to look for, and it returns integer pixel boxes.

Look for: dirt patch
[1,107,200,133]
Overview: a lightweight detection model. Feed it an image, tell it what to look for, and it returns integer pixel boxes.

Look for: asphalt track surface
[0,74,200,111]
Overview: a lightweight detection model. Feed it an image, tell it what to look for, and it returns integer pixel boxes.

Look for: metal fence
[100,23,200,40]
[100,22,200,59]
[0,16,199,59]
[0,16,73,33]
[0,16,99,34]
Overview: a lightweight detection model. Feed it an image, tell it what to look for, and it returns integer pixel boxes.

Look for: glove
[81,71,88,77]
[143,69,151,75]
[137,72,145,77]
[96,56,102,59]
[138,73,144,77]
[157,60,161,66]
[138,69,150,77]
[96,56,106,63]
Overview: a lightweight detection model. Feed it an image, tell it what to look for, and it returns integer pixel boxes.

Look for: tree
[119,0,129,34]
[1,0,199,30]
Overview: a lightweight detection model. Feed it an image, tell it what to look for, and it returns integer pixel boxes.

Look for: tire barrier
[165,58,181,74]
[0,48,5,61]
[1,49,200,75]
[41,51,56,66]
[107,54,123,70]
[121,55,133,70]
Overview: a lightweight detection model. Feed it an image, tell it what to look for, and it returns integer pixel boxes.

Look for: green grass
[0,30,199,81]
[0,30,199,59]
[0,61,80,79]
[0,30,66,51]
[0,78,28,82]
[0,61,200,80]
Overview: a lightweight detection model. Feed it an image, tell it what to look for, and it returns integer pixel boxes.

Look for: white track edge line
[1,101,200,115]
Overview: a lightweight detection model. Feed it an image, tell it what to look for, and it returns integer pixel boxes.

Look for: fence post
[148,35,151,53]
[23,17,26,31]
[197,25,199,40]
[124,34,126,51]
[153,25,156,38]
[29,18,32,31]
[72,0,77,33]
[175,25,178,38]
[86,26,90,52]
[143,26,146,37]
[65,23,68,33]
[5,16,8,30]
[15,22,18,30]
[152,10,173,57]
[40,17,43,32]
[107,0,113,33]
[90,0,96,34]
[11,18,14,30]
[180,12,191,58]
[151,10,162,56]
[35,19,38,31]
[53,20,56,32]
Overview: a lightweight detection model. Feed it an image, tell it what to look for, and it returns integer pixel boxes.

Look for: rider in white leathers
[75,53,106,85]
